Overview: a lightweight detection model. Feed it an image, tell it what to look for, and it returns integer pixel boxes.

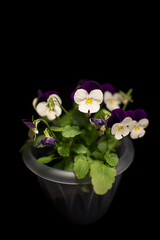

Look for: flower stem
[53,96,72,121]
[38,118,56,138]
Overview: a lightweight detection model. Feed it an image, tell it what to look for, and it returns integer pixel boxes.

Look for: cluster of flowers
[23,80,149,147]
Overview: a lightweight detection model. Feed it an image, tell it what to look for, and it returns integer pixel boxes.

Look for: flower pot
[22,137,134,225]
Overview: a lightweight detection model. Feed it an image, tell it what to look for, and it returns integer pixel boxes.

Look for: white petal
[121,126,129,137]
[106,102,119,111]
[138,129,146,138]
[89,90,103,104]
[74,89,88,104]
[46,109,56,120]
[111,123,121,135]
[36,102,48,116]
[88,100,100,113]
[115,131,123,140]
[128,120,137,131]
[78,100,90,113]
[32,98,38,109]
[104,91,112,102]
[130,130,139,139]
[138,118,149,129]
[54,105,62,117]
[122,117,133,126]
[113,93,121,102]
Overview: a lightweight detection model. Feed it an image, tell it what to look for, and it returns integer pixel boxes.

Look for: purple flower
[90,117,108,126]
[36,137,56,147]
[90,117,108,135]
[71,80,116,101]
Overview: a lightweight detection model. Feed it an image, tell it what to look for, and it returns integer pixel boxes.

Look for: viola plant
[22,80,149,195]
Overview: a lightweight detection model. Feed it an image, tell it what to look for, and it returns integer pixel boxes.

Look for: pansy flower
[104,91,121,111]
[73,80,103,114]
[107,108,127,127]
[33,90,62,120]
[107,108,149,140]
[127,109,149,139]
[129,119,149,139]
[90,117,108,135]
[35,137,56,147]
[107,108,133,140]
[23,120,39,139]
[111,117,133,140]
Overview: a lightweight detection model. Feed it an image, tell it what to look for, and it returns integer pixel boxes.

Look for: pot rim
[22,137,134,185]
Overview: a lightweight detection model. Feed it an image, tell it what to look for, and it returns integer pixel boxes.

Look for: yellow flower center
[118,125,123,131]
[135,125,140,131]
[109,99,114,104]
[86,98,92,104]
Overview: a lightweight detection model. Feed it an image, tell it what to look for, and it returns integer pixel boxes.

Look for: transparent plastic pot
[22,137,134,225]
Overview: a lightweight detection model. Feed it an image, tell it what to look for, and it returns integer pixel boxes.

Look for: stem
[122,102,128,110]
[53,96,72,120]
[38,118,56,138]
[122,88,133,110]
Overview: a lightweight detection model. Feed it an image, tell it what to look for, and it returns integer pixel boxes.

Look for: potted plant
[21,80,149,224]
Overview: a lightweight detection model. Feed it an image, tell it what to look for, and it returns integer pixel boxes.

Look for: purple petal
[100,83,115,93]
[107,109,126,127]
[36,90,59,105]
[133,109,147,121]
[71,89,76,101]
[81,80,101,93]
[23,120,36,129]
[125,110,135,119]
[90,118,104,126]
[90,117,108,126]
[36,137,56,147]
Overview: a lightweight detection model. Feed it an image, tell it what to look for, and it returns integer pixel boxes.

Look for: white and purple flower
[111,117,133,140]
[33,90,62,120]
[73,81,103,114]
[129,119,149,139]
[90,117,108,135]
[107,108,149,140]
[23,120,39,139]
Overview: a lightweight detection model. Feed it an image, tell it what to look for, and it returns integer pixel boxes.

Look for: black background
[4,20,158,238]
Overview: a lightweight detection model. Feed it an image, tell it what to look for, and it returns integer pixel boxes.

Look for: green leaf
[97,141,108,153]
[51,126,64,132]
[90,161,116,195]
[92,150,103,159]
[62,125,81,138]
[64,158,74,171]
[58,114,71,127]
[73,155,89,179]
[74,154,86,162]
[104,153,119,167]
[57,144,70,157]
[37,155,55,164]
[72,143,88,154]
